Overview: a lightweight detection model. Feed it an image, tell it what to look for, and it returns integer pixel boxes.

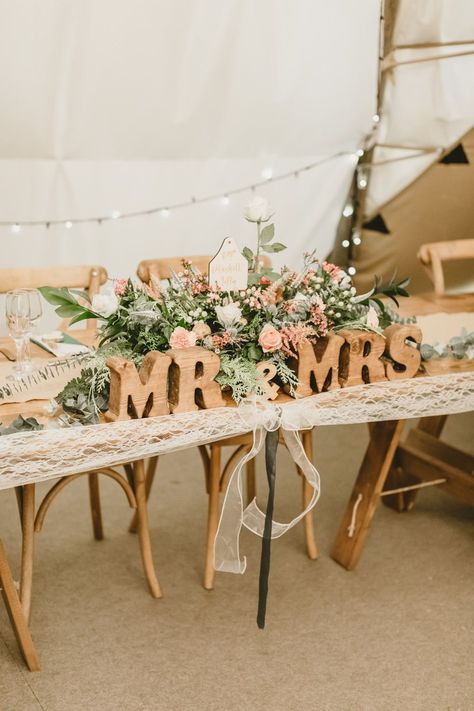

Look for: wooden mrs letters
[105,325,422,421]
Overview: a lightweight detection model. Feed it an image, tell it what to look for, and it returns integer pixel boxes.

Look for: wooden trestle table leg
[331,420,405,570]
[0,539,39,671]
[132,459,162,599]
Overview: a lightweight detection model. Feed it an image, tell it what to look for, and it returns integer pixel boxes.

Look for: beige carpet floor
[0,416,473,711]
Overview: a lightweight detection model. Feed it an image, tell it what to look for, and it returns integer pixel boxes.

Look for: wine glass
[18,289,43,368]
[22,289,43,326]
[5,290,32,378]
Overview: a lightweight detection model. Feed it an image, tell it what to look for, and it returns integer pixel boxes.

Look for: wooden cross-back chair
[135,256,318,590]
[0,265,164,618]
[418,239,474,296]
[0,538,39,671]
[0,264,108,331]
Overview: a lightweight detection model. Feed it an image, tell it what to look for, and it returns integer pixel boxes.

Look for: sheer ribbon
[213,396,321,575]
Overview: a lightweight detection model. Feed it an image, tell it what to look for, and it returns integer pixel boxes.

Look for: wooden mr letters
[105,325,422,421]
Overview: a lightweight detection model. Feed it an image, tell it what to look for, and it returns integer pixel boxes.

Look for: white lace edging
[0,372,473,491]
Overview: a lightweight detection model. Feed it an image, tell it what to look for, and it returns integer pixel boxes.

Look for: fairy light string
[2,147,443,236]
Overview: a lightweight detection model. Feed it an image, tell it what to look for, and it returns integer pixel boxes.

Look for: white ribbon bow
[214,396,321,574]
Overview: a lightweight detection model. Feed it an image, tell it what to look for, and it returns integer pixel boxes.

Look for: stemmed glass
[6,290,31,378]
[5,289,43,379]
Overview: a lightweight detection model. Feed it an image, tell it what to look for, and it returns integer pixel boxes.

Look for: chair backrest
[0,265,108,295]
[137,256,211,283]
[0,265,108,332]
[137,255,271,284]
[418,239,474,296]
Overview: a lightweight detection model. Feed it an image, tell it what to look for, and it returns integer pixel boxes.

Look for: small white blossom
[92,291,118,318]
[215,302,242,328]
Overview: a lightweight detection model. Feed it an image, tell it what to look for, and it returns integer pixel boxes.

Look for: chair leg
[19,484,35,623]
[0,540,39,672]
[128,457,159,534]
[301,430,318,560]
[88,473,104,540]
[132,459,162,598]
[246,457,256,506]
[203,444,221,590]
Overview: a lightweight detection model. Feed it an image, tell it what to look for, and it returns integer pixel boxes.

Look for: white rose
[92,291,119,318]
[243,195,273,223]
[215,302,242,328]
[365,306,379,329]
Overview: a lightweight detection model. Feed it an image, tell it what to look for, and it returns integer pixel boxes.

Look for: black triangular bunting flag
[362,214,390,234]
[439,144,469,164]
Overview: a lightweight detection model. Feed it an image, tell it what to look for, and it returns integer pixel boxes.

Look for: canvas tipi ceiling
[342,0,474,293]
[0,0,472,288]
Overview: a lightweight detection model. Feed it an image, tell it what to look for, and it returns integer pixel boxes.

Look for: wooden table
[331,296,474,570]
[1,321,473,669]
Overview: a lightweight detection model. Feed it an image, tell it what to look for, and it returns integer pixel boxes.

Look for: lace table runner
[1,371,473,490]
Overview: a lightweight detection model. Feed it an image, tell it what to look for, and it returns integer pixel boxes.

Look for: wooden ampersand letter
[256,361,280,400]
[167,346,225,414]
[105,351,172,422]
[293,333,345,397]
[338,330,387,387]
[384,324,422,380]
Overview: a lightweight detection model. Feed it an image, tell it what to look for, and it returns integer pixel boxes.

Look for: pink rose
[258,324,282,353]
[114,278,128,296]
[169,326,197,349]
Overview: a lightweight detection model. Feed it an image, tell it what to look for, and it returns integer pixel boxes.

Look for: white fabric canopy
[366,0,474,215]
[0,0,380,276]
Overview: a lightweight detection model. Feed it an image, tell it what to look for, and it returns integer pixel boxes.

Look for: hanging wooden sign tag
[208,237,248,291]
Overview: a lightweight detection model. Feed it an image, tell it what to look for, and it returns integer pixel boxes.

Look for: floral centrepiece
[39,197,409,421]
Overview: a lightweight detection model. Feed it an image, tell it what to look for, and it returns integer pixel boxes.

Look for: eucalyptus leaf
[259,224,275,244]
[420,344,435,360]
[262,242,286,253]
[242,246,254,266]
[0,415,44,436]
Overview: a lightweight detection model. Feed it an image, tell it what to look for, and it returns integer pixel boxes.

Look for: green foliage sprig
[38,287,99,325]
[421,329,474,361]
[0,416,44,436]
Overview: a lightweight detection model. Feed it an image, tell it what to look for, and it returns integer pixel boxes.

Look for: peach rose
[192,321,211,340]
[169,326,197,349]
[258,324,282,353]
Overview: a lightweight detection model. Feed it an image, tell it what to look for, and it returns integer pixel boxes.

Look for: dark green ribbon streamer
[257,428,279,629]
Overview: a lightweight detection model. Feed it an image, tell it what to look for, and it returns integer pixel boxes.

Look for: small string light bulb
[342,202,354,218]
[220,195,230,206]
[261,168,273,180]
[348,265,357,275]
[160,208,170,218]
[356,149,364,157]
[111,210,121,219]
[357,166,369,190]
[372,113,380,123]
[342,239,350,248]
[353,233,362,246]
[65,220,73,229]
[10,223,21,234]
